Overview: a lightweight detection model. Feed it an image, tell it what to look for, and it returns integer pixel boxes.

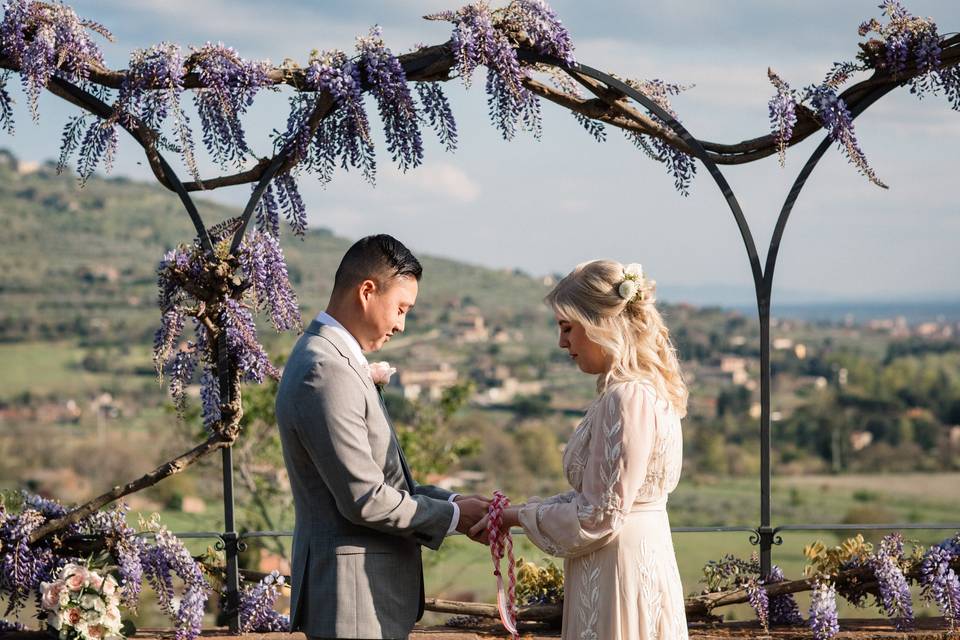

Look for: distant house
[772,337,794,351]
[477,377,544,404]
[454,313,489,343]
[429,470,487,493]
[849,430,873,451]
[398,363,458,400]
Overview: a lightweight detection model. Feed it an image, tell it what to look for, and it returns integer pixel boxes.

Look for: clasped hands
[453,494,522,545]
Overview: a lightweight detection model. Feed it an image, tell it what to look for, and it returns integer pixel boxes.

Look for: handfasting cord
[488,490,519,639]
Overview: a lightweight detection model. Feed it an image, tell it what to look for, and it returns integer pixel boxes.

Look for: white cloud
[393,163,481,203]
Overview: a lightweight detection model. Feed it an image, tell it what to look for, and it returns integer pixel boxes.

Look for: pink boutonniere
[368,361,396,388]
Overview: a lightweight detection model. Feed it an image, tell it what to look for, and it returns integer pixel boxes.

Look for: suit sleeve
[293,360,454,550]
[412,482,455,501]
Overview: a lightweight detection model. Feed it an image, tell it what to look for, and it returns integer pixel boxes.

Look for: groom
[275,234,490,639]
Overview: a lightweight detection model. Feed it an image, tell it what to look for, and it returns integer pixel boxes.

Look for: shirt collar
[315,310,368,367]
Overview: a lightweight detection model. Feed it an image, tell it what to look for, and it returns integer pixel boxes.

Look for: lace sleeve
[517,382,656,558]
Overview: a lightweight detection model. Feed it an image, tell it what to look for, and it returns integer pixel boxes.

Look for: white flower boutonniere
[368,361,396,387]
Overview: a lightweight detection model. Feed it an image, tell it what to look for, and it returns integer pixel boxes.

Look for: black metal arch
[521,51,958,578]
[39,44,960,630]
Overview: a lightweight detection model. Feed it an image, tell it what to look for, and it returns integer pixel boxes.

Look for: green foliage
[393,382,481,481]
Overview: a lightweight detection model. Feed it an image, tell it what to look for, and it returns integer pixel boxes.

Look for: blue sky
[5,0,960,305]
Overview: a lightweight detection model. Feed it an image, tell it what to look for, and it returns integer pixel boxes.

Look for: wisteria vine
[767,0,960,184]
[0,493,216,639]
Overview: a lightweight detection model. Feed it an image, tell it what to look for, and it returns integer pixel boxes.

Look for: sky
[4,0,960,306]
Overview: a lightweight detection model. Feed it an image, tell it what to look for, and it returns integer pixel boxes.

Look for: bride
[473,259,689,639]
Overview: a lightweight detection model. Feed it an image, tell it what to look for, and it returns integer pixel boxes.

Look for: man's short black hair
[332,234,423,293]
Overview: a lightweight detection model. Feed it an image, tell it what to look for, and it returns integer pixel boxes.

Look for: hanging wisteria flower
[0,504,61,617]
[502,0,575,66]
[767,69,798,166]
[357,26,424,172]
[803,83,886,188]
[868,533,914,630]
[296,48,376,184]
[809,579,840,640]
[115,42,197,180]
[746,577,770,630]
[919,533,960,629]
[427,2,543,140]
[0,1,111,120]
[624,78,697,195]
[416,82,458,151]
[237,230,301,332]
[765,565,804,626]
[190,42,273,168]
[140,519,209,640]
[238,570,290,633]
[82,504,146,610]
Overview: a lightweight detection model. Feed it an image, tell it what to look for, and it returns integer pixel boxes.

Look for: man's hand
[468,505,521,545]
[454,497,490,537]
[454,493,492,505]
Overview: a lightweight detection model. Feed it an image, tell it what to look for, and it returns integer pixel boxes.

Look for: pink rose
[41,581,63,610]
[87,624,105,639]
[66,607,82,626]
[368,361,396,387]
[65,568,87,592]
[101,576,117,596]
[87,573,104,592]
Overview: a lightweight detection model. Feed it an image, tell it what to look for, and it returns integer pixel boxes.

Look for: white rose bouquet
[40,563,126,640]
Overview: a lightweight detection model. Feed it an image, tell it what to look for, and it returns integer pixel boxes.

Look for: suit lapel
[375,388,416,493]
[308,321,377,393]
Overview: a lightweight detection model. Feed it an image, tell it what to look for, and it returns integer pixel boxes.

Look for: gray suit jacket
[275,320,456,639]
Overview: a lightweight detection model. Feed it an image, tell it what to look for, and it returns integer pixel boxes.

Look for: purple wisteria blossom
[81,503,146,609]
[919,533,960,629]
[767,69,798,166]
[766,565,804,626]
[141,524,209,640]
[191,42,273,168]
[295,48,376,184]
[237,230,301,333]
[428,2,543,140]
[504,0,575,66]
[416,82,459,151]
[357,26,424,172]
[746,578,769,630]
[0,505,58,616]
[0,0,110,120]
[625,78,697,195]
[804,83,886,188]
[238,570,290,632]
[809,580,840,640]
[868,533,914,630]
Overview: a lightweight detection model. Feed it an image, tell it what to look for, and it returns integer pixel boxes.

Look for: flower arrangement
[40,564,127,640]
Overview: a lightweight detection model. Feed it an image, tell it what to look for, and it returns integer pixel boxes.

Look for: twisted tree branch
[28,430,237,545]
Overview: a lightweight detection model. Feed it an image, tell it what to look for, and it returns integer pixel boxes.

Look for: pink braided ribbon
[488,490,518,639]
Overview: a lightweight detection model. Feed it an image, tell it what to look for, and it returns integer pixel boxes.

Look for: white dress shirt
[315,311,460,535]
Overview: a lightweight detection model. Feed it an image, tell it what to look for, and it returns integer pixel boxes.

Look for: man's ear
[357,279,377,308]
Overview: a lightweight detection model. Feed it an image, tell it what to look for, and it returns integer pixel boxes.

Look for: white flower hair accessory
[618,263,645,303]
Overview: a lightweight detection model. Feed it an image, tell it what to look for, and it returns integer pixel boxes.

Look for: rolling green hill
[0,148,549,346]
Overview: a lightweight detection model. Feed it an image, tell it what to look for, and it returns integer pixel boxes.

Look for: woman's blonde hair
[546,259,689,417]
